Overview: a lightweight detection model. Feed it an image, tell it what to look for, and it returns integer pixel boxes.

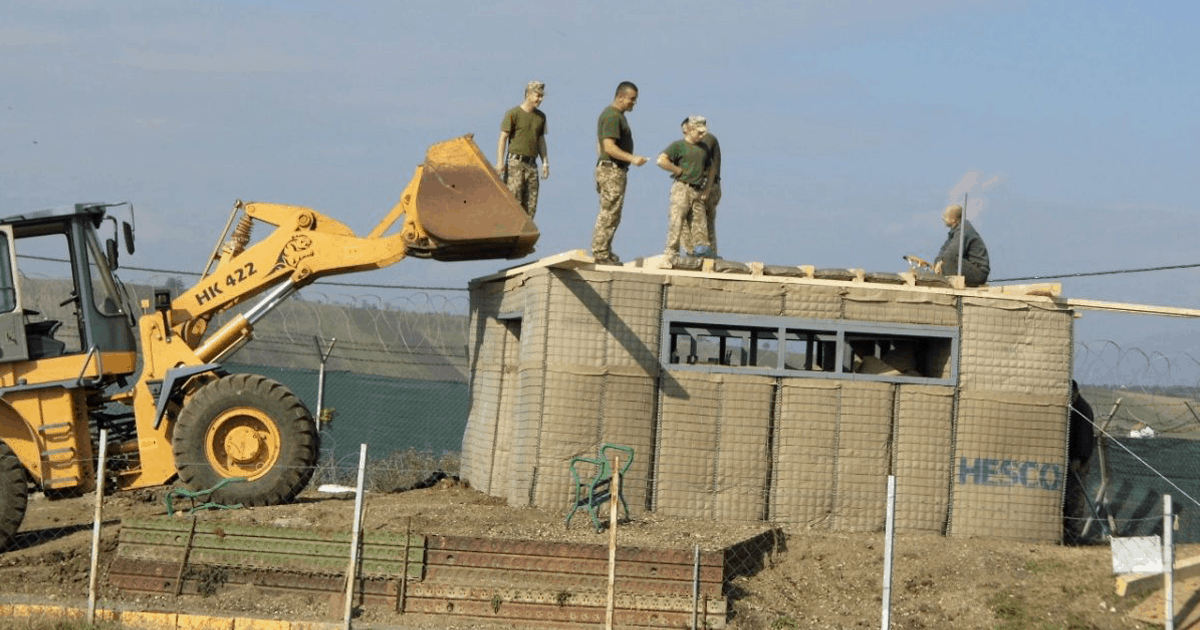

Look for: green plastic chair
[566,444,634,531]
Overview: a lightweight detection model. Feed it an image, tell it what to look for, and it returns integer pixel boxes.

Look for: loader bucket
[405,135,539,261]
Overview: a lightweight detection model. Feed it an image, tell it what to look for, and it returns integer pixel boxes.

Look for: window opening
[663,310,957,385]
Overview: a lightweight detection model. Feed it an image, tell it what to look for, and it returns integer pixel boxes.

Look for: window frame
[660,309,959,385]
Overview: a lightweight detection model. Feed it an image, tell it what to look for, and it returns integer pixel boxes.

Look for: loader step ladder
[566,444,634,531]
[165,477,247,516]
[39,440,80,490]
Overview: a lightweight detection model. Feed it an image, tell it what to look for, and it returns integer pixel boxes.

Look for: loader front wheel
[0,441,29,550]
[173,374,317,506]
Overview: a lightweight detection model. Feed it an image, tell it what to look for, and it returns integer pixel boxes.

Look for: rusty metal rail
[109,517,761,629]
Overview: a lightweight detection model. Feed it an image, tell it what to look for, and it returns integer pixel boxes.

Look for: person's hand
[933,260,944,274]
[631,155,649,167]
[541,164,550,179]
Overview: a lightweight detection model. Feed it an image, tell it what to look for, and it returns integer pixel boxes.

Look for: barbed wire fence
[1066,341,1200,547]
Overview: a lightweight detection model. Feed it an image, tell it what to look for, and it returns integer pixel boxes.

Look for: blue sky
[3,0,1198,371]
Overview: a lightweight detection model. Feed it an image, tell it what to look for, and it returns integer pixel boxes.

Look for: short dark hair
[615,81,639,97]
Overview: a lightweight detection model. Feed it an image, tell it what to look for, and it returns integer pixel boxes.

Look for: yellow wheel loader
[0,135,537,549]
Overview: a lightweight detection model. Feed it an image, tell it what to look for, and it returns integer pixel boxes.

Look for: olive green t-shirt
[500,106,547,158]
[661,140,708,186]
[596,106,633,166]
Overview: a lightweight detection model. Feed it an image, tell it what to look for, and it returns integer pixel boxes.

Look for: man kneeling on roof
[932,203,990,287]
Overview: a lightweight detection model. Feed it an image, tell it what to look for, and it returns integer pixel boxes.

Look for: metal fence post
[882,475,896,630]
[1164,494,1174,630]
[314,335,337,420]
[343,443,368,630]
[87,428,109,624]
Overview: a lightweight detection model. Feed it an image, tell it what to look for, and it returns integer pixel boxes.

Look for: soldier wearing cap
[683,115,721,259]
[656,117,709,267]
[933,203,990,286]
[497,80,549,218]
[590,81,649,265]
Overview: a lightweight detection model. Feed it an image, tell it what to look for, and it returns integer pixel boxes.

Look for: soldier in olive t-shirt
[590,81,648,265]
[496,81,548,218]
[656,118,709,267]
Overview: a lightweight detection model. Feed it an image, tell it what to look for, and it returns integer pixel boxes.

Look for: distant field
[1080,384,1200,439]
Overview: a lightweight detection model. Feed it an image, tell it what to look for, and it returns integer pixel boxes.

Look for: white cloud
[948,171,1007,222]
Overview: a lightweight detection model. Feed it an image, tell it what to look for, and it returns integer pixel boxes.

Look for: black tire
[0,441,29,551]
[172,374,317,506]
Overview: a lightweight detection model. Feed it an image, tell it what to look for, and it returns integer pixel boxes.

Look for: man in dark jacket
[934,203,990,286]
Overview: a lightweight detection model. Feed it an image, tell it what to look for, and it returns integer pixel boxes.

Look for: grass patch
[366,448,461,493]
[770,615,799,630]
[311,447,461,491]
[1023,559,1066,575]
[989,589,1091,630]
[989,590,1029,629]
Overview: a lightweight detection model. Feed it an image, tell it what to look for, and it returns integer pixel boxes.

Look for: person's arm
[601,138,648,166]
[700,162,717,197]
[933,226,958,274]
[700,143,720,197]
[496,130,510,172]
[656,153,682,177]
[538,136,549,179]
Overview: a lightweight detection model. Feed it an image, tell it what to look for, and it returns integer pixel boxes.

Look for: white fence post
[1164,494,1174,630]
[881,475,896,630]
[87,428,109,623]
[343,443,368,630]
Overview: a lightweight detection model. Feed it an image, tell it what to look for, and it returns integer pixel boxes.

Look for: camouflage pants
[591,164,627,257]
[664,181,705,259]
[505,158,539,218]
[681,181,721,256]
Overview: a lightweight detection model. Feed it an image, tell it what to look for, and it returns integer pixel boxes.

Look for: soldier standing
[656,117,709,268]
[590,81,648,265]
[692,116,721,258]
[496,80,549,218]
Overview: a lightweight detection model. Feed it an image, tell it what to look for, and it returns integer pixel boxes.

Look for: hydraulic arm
[161,134,537,353]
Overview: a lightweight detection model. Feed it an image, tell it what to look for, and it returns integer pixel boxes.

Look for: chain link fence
[1067,340,1200,545]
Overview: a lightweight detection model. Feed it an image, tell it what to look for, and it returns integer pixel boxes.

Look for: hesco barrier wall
[462,255,1077,542]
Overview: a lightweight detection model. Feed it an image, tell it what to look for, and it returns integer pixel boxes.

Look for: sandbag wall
[462,264,1074,542]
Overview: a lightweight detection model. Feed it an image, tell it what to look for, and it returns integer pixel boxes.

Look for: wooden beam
[1062,298,1200,318]
[1117,555,1200,597]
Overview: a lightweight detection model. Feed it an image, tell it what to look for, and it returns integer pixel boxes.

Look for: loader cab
[0,203,137,364]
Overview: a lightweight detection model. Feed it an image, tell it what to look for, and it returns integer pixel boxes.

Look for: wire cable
[994,262,1200,283]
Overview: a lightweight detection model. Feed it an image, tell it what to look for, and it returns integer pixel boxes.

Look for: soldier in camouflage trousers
[680,115,720,259]
[590,81,648,265]
[592,163,627,261]
[656,117,710,267]
[506,157,541,218]
[496,80,549,218]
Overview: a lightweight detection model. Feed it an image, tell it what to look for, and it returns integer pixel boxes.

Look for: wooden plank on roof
[1064,297,1200,318]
